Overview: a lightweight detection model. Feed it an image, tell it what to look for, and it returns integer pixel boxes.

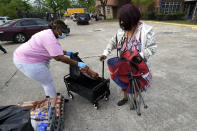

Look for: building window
[160,1,181,14]
[107,6,110,14]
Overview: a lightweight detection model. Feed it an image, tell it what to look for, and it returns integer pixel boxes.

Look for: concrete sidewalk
[0,19,197,131]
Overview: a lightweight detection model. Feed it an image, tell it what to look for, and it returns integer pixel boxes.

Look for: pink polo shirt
[14,29,64,63]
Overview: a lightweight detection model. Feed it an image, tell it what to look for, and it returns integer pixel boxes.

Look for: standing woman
[13,20,87,98]
[100,3,157,106]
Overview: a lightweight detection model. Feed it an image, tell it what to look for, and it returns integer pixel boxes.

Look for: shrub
[155,13,164,20]
[193,14,197,24]
[142,12,156,20]
[155,12,185,20]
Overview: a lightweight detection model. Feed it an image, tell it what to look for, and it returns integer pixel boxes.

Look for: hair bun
[49,20,68,33]
[49,21,56,29]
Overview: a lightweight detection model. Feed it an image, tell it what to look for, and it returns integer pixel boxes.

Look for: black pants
[0,45,7,53]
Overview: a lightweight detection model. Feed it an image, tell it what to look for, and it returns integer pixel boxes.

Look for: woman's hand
[65,51,75,56]
[100,55,107,61]
[77,62,87,69]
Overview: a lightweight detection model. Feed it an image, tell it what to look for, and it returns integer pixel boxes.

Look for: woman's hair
[49,20,68,33]
[118,3,141,31]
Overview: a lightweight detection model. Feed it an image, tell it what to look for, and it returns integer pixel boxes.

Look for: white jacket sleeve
[103,34,118,56]
[143,29,157,61]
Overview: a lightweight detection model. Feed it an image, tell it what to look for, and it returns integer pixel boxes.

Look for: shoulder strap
[116,33,127,57]
[116,34,119,57]
[139,29,142,43]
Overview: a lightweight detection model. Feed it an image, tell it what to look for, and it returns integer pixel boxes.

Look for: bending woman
[13,20,86,98]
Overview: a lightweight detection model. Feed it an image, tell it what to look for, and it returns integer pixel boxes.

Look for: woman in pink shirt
[13,20,86,98]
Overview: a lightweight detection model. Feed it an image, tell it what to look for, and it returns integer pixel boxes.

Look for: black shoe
[64,98,69,103]
[117,99,128,106]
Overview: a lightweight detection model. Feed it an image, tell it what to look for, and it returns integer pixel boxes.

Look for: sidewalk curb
[144,20,197,30]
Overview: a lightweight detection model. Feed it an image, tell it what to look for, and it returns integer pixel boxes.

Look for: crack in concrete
[3,69,18,87]
[80,55,100,59]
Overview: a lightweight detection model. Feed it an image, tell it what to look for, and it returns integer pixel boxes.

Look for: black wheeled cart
[64,53,110,109]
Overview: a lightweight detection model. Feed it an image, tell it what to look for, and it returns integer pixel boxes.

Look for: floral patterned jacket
[102,22,157,69]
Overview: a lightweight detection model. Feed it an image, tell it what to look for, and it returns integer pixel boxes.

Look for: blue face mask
[58,33,66,39]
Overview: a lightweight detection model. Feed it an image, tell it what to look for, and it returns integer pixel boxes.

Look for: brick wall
[99,6,113,19]
[96,0,131,19]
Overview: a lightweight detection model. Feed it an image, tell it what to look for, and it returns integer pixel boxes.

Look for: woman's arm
[100,30,124,61]
[143,29,157,61]
[103,33,118,56]
[53,55,78,66]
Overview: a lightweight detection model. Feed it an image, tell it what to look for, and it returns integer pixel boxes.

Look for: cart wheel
[93,103,99,110]
[68,92,74,99]
[104,95,109,101]
[144,105,148,109]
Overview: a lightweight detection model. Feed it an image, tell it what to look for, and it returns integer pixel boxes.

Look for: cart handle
[102,61,104,79]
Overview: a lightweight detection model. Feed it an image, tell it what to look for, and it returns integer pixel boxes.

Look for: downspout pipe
[192,1,197,20]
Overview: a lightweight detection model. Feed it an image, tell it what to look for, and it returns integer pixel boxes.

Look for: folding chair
[128,65,148,116]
